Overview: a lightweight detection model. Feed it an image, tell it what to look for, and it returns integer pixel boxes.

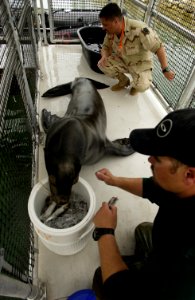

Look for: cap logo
[157,119,173,138]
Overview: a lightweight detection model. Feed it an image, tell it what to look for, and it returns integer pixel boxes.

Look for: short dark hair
[99,3,122,20]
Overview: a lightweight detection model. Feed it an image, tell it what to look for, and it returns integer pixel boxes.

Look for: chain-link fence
[149,0,194,109]
[0,0,40,298]
[46,0,109,43]
[38,0,194,109]
[123,0,195,109]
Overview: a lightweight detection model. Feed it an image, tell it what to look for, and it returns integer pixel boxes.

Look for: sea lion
[41,77,134,219]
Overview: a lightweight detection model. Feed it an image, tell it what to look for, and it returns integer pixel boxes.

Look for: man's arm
[101,47,110,58]
[156,46,175,80]
[93,202,128,282]
[98,234,128,282]
[139,27,175,81]
[97,33,112,68]
[98,47,111,68]
[96,168,143,197]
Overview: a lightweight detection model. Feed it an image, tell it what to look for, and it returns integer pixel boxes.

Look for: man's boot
[111,73,130,91]
[130,87,139,96]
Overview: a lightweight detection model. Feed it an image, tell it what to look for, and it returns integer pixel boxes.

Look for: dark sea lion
[41,77,134,211]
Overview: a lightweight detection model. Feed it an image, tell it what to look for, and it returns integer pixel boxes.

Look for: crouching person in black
[92,108,195,300]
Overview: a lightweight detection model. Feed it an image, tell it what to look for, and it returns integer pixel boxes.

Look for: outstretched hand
[95,168,117,186]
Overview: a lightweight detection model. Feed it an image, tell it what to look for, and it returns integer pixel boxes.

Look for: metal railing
[0,0,43,298]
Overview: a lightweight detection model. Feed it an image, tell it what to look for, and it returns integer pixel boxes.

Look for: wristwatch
[162,67,170,73]
[92,227,115,241]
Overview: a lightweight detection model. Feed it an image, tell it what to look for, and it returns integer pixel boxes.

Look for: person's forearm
[98,234,128,282]
[101,47,110,58]
[114,177,143,197]
[96,170,143,196]
[156,46,168,70]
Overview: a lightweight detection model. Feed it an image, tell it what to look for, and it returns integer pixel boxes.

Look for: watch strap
[93,227,115,241]
[162,67,170,73]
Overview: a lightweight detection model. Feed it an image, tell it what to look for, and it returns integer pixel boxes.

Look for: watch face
[93,228,100,241]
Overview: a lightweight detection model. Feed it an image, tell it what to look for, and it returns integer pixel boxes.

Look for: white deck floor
[36,44,167,300]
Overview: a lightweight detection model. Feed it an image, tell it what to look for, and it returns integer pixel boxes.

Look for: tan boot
[130,87,139,96]
[111,74,130,91]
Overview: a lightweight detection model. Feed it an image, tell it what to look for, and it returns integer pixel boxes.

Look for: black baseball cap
[130,108,195,167]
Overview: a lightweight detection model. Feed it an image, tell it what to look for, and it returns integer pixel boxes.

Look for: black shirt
[103,177,195,300]
[143,177,195,260]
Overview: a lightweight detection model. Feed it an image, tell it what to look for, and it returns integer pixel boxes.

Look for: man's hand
[97,55,108,68]
[95,168,117,186]
[163,69,175,81]
[93,202,117,229]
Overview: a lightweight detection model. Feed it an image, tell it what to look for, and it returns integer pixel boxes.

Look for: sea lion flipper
[41,109,61,133]
[42,82,72,97]
[84,78,109,89]
[105,138,135,156]
[42,78,109,98]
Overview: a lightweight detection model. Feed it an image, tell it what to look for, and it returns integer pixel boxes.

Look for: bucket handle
[79,223,95,240]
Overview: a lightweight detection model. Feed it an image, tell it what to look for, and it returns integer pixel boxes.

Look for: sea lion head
[48,158,81,206]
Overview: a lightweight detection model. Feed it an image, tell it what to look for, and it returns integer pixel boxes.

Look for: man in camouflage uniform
[98,3,175,95]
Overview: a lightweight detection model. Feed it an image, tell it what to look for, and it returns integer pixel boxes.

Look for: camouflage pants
[98,55,153,92]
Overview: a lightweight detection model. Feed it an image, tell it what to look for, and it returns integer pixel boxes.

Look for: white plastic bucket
[28,177,96,255]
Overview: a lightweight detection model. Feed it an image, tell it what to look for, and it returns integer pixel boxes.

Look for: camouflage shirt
[102,17,163,72]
